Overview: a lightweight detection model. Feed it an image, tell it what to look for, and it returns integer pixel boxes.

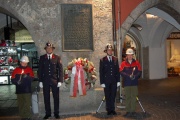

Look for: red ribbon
[64,74,69,79]
[72,64,86,97]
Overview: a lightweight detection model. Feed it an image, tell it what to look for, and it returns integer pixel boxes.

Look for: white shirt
[128,60,132,64]
[107,55,112,62]
[47,54,52,59]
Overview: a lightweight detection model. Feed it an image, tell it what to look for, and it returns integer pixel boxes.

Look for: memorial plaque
[61,4,93,51]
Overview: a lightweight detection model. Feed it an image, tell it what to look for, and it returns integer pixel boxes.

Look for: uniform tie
[109,56,112,62]
[48,55,51,62]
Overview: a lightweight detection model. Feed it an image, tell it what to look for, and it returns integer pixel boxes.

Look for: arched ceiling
[155,3,180,24]
[131,5,179,48]
[146,8,180,30]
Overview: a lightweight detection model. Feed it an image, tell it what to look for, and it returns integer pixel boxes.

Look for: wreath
[64,57,97,90]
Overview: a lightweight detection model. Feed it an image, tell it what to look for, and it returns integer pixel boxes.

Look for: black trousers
[104,82,117,112]
[43,83,59,115]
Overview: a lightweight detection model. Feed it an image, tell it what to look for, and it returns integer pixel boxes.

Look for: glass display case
[0,46,18,85]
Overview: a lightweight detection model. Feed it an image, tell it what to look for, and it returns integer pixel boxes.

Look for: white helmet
[126,48,134,55]
[20,56,29,63]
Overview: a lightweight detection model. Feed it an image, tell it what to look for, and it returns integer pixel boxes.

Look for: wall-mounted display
[0,45,18,85]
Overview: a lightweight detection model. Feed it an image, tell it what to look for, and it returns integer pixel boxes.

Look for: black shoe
[131,112,137,117]
[107,111,112,115]
[123,112,132,117]
[43,115,51,119]
[54,114,60,119]
[111,111,117,115]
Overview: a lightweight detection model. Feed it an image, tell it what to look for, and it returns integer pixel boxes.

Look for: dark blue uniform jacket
[99,56,120,85]
[38,54,63,85]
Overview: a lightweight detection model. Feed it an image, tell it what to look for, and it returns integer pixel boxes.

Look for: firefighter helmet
[104,43,114,53]
[44,41,55,49]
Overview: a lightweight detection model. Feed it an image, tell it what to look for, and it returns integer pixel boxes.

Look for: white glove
[39,82,43,88]
[117,82,121,87]
[101,84,105,88]
[57,82,62,87]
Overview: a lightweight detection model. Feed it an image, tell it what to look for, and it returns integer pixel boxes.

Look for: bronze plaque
[61,4,93,51]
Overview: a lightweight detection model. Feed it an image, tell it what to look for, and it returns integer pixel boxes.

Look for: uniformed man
[38,42,63,119]
[99,43,120,115]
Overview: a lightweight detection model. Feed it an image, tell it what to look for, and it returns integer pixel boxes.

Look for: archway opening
[127,6,180,79]
[122,34,140,61]
[166,32,180,77]
[0,12,38,85]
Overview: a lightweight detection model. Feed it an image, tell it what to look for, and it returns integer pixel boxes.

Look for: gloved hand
[117,82,121,87]
[17,80,22,85]
[39,82,43,88]
[21,74,27,78]
[101,84,105,88]
[130,75,135,80]
[57,82,62,87]
[21,73,30,79]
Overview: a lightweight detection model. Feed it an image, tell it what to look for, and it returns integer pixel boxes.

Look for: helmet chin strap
[47,51,53,54]
[107,53,113,56]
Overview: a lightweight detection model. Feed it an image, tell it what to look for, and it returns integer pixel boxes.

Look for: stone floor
[0,77,180,120]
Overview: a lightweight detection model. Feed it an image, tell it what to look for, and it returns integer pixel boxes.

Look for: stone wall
[0,0,113,87]
[0,0,113,115]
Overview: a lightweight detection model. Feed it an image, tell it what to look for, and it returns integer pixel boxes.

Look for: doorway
[166,32,180,77]
[122,33,141,62]
[0,13,38,84]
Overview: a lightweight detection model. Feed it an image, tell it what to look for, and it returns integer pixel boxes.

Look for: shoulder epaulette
[112,56,118,61]
[100,56,106,61]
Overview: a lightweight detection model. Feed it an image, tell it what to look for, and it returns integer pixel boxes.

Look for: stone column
[142,47,149,79]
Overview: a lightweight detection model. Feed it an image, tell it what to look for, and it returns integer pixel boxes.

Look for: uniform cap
[20,56,29,63]
[44,42,55,49]
[104,43,114,52]
[126,48,134,55]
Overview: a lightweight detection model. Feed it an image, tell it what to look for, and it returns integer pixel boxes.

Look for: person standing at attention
[38,42,63,119]
[99,43,120,115]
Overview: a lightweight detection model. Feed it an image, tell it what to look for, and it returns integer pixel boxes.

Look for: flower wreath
[64,57,97,90]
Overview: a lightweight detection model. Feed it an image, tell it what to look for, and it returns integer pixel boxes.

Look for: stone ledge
[37,88,106,115]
